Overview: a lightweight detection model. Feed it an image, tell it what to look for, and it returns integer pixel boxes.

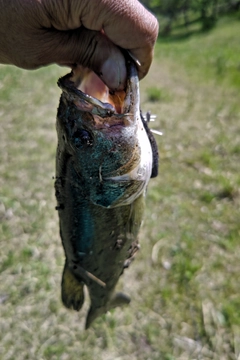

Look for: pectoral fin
[109,292,131,308]
[61,261,84,311]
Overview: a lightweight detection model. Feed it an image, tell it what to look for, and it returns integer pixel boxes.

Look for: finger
[42,0,159,80]
[37,27,127,90]
[80,0,159,79]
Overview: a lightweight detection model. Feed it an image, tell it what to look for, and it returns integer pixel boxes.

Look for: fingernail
[100,57,126,91]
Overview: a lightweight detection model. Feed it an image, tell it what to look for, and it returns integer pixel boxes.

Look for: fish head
[57,60,152,208]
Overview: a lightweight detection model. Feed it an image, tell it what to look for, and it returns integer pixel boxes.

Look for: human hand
[0,0,158,90]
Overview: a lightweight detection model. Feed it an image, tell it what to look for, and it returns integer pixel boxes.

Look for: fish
[55,58,159,329]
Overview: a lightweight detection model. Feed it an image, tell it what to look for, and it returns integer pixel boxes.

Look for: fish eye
[72,129,93,148]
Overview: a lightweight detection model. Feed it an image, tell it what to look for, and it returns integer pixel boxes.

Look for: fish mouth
[57,60,139,125]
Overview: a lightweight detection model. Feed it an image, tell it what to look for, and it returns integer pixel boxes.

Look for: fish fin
[85,292,131,329]
[109,292,131,308]
[61,262,84,311]
[85,306,104,330]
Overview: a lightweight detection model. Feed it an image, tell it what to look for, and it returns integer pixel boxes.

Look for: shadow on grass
[157,12,240,43]
[158,20,216,44]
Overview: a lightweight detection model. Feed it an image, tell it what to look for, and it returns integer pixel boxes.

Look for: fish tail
[61,261,84,311]
[85,292,131,329]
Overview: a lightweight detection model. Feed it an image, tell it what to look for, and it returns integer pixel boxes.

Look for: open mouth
[69,66,126,114]
[58,61,139,121]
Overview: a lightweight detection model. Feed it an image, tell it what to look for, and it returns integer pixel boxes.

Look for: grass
[1,16,240,360]
[146,87,162,102]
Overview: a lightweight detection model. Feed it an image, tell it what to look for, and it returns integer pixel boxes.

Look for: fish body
[55,60,158,328]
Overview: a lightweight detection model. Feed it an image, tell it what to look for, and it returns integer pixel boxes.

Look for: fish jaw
[58,60,139,119]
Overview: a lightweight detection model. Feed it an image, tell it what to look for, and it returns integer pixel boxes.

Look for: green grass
[146,87,162,102]
[157,16,240,89]
[1,17,240,359]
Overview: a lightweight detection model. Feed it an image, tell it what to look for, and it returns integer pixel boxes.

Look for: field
[1,17,240,360]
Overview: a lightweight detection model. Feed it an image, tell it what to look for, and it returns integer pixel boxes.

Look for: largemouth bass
[55,59,158,329]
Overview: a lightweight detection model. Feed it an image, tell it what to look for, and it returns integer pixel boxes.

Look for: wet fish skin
[55,61,158,328]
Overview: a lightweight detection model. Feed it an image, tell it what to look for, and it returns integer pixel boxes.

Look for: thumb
[40,27,127,90]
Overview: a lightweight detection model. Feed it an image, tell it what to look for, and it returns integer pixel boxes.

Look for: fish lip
[57,59,139,122]
[58,74,116,118]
